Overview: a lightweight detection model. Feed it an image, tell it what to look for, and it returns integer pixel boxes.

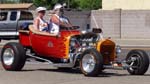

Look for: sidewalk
[113,39,150,48]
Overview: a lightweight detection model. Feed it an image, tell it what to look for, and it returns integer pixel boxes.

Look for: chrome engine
[68,32,100,66]
[70,32,99,53]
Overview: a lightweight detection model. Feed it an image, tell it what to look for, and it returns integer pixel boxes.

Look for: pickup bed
[0,10,33,41]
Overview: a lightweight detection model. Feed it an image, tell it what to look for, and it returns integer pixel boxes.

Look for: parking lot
[0,45,150,84]
[0,62,150,84]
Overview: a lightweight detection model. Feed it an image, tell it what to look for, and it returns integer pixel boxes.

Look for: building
[0,0,32,3]
[103,0,150,10]
[0,3,36,10]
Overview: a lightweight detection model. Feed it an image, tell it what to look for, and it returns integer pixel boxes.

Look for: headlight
[116,45,121,54]
[70,40,76,46]
[81,30,86,34]
[70,38,76,46]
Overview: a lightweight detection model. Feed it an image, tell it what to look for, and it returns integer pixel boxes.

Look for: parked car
[0,24,149,77]
[0,10,33,41]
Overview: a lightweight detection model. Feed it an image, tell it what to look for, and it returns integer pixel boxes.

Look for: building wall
[91,10,121,38]
[121,10,150,39]
[103,0,150,10]
[91,10,150,39]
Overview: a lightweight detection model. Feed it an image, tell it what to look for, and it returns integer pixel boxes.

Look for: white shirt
[50,14,59,34]
[34,17,47,31]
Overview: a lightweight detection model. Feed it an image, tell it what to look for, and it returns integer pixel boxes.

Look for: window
[0,12,8,21]
[19,11,33,20]
[10,11,17,21]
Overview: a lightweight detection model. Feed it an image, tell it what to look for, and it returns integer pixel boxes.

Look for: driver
[49,4,72,35]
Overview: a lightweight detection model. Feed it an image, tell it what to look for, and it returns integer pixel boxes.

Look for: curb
[121,45,150,50]
[121,45,150,48]
[1,39,150,49]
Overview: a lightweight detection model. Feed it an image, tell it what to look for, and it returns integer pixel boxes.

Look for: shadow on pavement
[3,67,150,77]
[37,68,82,74]
[21,68,130,77]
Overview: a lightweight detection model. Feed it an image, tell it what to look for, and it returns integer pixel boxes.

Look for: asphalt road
[0,48,150,84]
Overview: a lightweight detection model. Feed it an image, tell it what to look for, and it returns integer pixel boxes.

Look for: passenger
[49,4,72,35]
[33,7,49,32]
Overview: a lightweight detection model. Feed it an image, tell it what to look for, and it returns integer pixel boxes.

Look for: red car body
[19,30,80,59]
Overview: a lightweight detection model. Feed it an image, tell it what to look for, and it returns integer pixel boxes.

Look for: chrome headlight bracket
[116,45,122,54]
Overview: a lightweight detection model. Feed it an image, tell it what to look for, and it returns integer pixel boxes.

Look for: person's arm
[65,17,73,27]
[51,15,71,27]
[29,25,58,36]
[33,18,40,30]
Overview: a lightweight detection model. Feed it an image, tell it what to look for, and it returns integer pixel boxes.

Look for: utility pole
[67,0,70,9]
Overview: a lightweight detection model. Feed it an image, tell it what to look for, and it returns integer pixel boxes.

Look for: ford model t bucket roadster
[1,25,149,77]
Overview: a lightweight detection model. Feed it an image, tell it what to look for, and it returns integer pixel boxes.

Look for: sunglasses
[39,11,46,13]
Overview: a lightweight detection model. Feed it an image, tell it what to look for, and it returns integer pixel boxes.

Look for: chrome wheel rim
[82,54,96,73]
[3,48,14,66]
[127,54,141,71]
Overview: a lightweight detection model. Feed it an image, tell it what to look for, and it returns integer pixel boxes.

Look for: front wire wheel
[126,50,149,75]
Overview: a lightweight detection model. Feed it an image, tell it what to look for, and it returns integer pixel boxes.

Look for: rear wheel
[1,42,26,71]
[80,48,103,77]
[126,50,149,75]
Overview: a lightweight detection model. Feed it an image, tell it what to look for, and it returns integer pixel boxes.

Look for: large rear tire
[1,42,26,71]
[126,49,149,75]
[80,48,103,77]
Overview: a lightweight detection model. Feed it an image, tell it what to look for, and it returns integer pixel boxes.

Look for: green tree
[63,0,102,10]
[33,0,61,9]
[1,0,102,10]
[77,0,102,10]
[0,0,33,3]
[32,0,102,10]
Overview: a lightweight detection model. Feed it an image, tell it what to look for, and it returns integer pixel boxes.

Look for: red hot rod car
[0,25,149,77]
